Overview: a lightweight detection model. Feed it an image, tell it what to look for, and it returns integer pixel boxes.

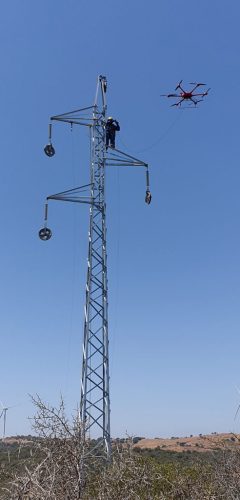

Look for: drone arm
[190,84,199,93]
[190,97,198,105]
[192,92,208,97]
[175,80,183,91]
[189,83,206,93]
[171,98,184,107]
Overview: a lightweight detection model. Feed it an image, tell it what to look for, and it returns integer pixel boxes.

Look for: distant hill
[133,432,240,453]
[1,432,239,453]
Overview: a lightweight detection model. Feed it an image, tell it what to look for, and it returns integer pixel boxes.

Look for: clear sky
[1,0,240,439]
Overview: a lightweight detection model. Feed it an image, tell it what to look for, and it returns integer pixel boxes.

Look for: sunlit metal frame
[41,76,150,461]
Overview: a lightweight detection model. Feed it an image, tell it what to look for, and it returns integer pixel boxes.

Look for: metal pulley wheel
[39,227,52,241]
[44,143,55,157]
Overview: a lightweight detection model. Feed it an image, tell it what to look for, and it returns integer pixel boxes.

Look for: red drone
[162,80,210,107]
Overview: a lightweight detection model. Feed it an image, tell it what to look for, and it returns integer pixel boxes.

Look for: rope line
[118,111,184,154]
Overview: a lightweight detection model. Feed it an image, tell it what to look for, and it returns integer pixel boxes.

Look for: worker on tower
[105,117,120,149]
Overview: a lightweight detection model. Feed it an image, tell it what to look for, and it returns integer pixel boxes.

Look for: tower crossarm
[46,184,102,208]
[105,147,148,168]
[50,106,95,127]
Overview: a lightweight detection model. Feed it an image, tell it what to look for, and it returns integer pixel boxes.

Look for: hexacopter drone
[162,80,210,107]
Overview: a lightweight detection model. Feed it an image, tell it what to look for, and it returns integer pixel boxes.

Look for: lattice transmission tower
[39,76,151,461]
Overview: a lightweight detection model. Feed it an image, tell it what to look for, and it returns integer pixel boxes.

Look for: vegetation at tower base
[2,398,240,499]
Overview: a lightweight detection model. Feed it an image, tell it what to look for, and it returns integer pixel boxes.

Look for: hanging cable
[119,111,184,154]
[110,166,120,380]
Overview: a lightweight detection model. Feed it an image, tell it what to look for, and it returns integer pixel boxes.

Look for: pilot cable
[63,125,78,397]
[109,167,121,381]
[118,111,184,155]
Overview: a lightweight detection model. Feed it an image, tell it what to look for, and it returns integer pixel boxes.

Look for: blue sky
[1,0,240,439]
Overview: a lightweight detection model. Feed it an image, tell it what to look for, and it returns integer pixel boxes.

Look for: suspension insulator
[39,227,52,241]
[146,170,150,189]
[48,123,52,141]
[44,203,48,221]
[44,144,55,157]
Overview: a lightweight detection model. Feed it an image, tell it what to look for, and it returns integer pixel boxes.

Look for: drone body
[162,80,210,107]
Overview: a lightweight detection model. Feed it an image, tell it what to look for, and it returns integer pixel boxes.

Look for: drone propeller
[189,82,206,86]
[161,93,179,98]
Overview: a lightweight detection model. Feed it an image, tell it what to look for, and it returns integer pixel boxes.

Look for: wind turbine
[0,401,16,438]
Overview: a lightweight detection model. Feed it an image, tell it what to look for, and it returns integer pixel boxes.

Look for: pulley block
[39,227,52,241]
[44,143,55,157]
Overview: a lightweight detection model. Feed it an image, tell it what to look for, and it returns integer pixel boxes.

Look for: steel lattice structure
[40,76,151,461]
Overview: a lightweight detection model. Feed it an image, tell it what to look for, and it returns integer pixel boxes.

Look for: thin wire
[110,167,120,380]
[88,125,93,441]
[63,126,78,397]
[118,111,184,154]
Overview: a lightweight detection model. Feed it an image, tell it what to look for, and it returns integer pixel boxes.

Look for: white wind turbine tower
[234,386,240,421]
[0,401,16,438]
